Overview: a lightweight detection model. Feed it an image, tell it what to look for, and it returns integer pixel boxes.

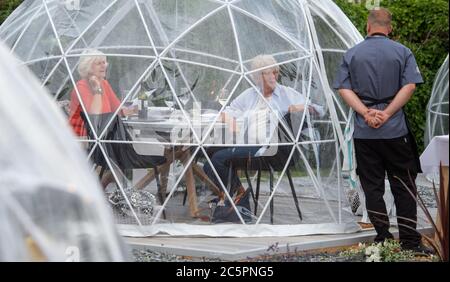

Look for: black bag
[211,189,253,223]
[83,112,166,170]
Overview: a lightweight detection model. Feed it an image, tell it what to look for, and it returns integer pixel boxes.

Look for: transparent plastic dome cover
[0,0,364,237]
[425,55,449,146]
[0,42,125,261]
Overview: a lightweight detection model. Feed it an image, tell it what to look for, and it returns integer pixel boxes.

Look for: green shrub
[0,0,22,25]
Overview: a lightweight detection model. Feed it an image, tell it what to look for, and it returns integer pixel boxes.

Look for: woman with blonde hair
[68,49,138,189]
[69,49,136,136]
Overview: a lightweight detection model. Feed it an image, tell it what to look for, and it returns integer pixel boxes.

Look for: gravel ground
[417,181,438,208]
[131,248,350,262]
[131,182,438,262]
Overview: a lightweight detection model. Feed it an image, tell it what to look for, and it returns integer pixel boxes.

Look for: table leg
[133,148,213,218]
[134,148,175,190]
[178,150,199,217]
[133,170,155,190]
[191,163,222,196]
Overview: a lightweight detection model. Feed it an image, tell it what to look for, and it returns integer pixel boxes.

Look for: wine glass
[165,95,174,110]
[179,87,190,106]
[218,88,229,107]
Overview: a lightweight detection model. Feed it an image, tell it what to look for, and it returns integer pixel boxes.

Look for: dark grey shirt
[333,35,423,139]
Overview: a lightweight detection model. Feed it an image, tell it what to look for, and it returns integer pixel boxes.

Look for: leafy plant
[339,239,431,262]
[395,164,449,262]
[0,0,22,25]
[142,63,199,107]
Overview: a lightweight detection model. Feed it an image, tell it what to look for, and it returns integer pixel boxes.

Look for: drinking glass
[179,87,190,106]
[164,92,175,110]
[218,88,229,107]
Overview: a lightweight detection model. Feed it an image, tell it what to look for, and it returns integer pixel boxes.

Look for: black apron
[359,95,422,173]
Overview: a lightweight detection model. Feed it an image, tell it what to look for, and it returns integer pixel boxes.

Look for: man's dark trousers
[354,135,422,248]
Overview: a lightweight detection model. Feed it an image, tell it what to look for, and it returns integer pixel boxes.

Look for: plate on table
[148,106,173,116]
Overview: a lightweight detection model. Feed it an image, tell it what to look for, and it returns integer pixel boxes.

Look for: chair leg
[269,164,274,224]
[243,165,256,207]
[254,162,261,215]
[286,169,302,221]
[154,166,166,220]
[227,163,233,196]
[99,166,106,180]
[182,188,188,206]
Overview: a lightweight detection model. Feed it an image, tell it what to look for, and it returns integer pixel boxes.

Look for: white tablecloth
[420,135,449,174]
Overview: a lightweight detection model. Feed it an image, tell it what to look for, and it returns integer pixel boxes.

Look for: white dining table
[122,110,226,218]
[123,110,231,145]
[420,134,449,174]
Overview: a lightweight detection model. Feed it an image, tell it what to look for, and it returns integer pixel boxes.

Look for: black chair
[81,112,167,206]
[226,112,308,224]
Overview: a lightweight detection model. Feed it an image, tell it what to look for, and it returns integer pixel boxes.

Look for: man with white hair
[203,54,324,210]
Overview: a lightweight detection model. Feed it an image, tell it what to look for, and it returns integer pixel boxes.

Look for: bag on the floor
[211,190,252,223]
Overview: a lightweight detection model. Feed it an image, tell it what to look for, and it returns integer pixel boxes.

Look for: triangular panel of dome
[25,58,64,91]
[318,52,350,125]
[137,0,224,53]
[289,61,333,143]
[132,60,209,146]
[40,58,86,123]
[256,145,351,225]
[142,146,225,224]
[242,100,335,224]
[43,1,115,52]
[296,142,352,224]
[248,144,309,225]
[232,0,311,51]
[88,147,145,226]
[44,57,78,101]
[67,1,156,57]
[321,51,346,89]
[0,1,42,47]
[308,0,362,48]
[230,6,309,65]
[155,59,241,145]
[168,146,252,225]
[308,4,351,50]
[162,8,240,71]
[0,0,40,29]
[10,8,62,62]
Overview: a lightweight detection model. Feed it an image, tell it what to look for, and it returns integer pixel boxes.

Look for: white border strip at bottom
[117,222,361,238]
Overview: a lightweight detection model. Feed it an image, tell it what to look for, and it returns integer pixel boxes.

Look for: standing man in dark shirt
[333,8,427,252]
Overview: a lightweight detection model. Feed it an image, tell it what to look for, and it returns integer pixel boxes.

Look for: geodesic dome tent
[425,55,449,147]
[0,0,363,237]
[423,55,448,184]
[0,42,126,261]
